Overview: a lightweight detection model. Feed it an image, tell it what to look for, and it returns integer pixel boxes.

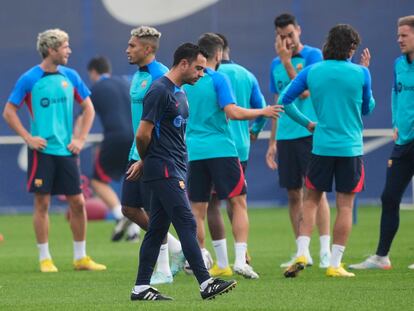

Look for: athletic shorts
[305,154,365,193]
[277,136,312,189]
[27,149,82,195]
[120,160,148,210]
[188,157,246,202]
[93,138,131,183]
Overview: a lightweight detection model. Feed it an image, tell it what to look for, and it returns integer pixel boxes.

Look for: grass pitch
[1,206,414,310]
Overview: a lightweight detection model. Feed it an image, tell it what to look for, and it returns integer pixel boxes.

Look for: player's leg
[316,193,331,268]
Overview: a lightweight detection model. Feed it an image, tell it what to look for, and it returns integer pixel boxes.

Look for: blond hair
[37,28,69,58]
[130,26,161,52]
[398,15,414,28]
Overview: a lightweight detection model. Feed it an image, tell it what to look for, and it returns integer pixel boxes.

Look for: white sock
[133,285,150,294]
[212,239,229,268]
[296,236,311,258]
[167,233,182,254]
[199,277,213,291]
[234,242,247,268]
[37,242,51,261]
[73,241,86,260]
[330,244,345,268]
[155,243,171,275]
[112,205,124,220]
[127,223,140,236]
[319,235,331,255]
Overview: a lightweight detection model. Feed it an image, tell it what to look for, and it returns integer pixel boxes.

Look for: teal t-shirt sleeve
[212,72,236,108]
[249,76,267,134]
[361,66,375,116]
[269,59,280,94]
[8,75,30,106]
[283,103,311,128]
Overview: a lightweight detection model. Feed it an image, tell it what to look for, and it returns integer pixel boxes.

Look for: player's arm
[391,62,398,141]
[68,97,95,155]
[224,103,282,120]
[249,77,267,140]
[265,94,279,170]
[136,120,153,160]
[361,67,376,116]
[3,102,47,150]
[278,68,314,131]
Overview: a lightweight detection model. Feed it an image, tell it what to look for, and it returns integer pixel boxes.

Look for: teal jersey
[184,67,238,161]
[8,65,90,156]
[279,60,375,157]
[270,45,322,140]
[128,60,168,161]
[218,60,266,161]
[392,55,414,145]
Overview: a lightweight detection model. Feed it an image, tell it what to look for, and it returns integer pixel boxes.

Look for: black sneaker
[111,217,131,242]
[200,278,237,300]
[131,287,173,301]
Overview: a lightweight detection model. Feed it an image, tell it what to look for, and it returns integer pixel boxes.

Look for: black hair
[274,13,298,29]
[172,43,208,66]
[322,24,361,60]
[197,33,224,59]
[87,56,111,74]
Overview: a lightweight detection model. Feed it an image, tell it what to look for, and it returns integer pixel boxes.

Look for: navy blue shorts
[305,154,365,193]
[92,138,131,183]
[188,157,247,202]
[120,160,148,209]
[27,149,82,195]
[277,136,312,190]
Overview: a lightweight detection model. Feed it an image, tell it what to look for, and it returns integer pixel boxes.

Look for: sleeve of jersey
[142,87,166,124]
[278,67,311,128]
[361,67,376,116]
[391,62,398,128]
[8,74,30,106]
[150,63,168,81]
[249,75,267,134]
[306,48,323,66]
[67,69,91,103]
[213,72,236,108]
[269,59,280,94]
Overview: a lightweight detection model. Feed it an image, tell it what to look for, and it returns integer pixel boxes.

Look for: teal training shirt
[128,60,168,161]
[184,67,238,161]
[8,65,90,156]
[279,60,375,157]
[270,45,322,140]
[218,60,266,162]
[392,55,414,145]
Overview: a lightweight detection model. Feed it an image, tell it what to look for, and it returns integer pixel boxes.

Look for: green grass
[1,206,414,310]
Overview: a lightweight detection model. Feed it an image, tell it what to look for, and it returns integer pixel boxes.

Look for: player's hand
[67,138,85,155]
[26,135,47,151]
[263,105,284,119]
[126,160,143,181]
[360,48,371,67]
[307,122,316,133]
[299,90,310,99]
[250,131,258,142]
[392,128,398,142]
[275,36,292,63]
[266,141,278,170]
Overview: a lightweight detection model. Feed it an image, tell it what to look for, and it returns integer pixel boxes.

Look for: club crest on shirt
[61,80,68,88]
[387,159,393,167]
[296,63,303,71]
[34,179,43,187]
[179,180,185,190]
[140,80,148,88]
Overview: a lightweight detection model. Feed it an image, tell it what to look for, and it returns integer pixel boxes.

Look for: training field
[1,206,413,310]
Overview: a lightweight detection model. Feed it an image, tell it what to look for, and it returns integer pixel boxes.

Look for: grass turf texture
[1,206,414,310]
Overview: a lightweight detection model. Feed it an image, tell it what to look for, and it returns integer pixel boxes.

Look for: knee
[34,197,50,214]
[69,196,85,214]
[381,190,400,210]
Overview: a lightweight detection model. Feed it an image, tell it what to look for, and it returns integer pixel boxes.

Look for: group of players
[2,11,414,301]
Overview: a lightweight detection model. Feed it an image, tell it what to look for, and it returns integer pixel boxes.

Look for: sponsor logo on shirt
[173,115,185,127]
[397,82,414,93]
[39,96,68,108]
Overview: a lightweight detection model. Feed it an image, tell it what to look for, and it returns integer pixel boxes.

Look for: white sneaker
[408,263,414,269]
[234,263,259,279]
[319,252,331,268]
[349,255,392,270]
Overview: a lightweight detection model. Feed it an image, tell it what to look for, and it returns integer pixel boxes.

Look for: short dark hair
[172,43,208,67]
[322,24,361,60]
[215,33,229,51]
[197,33,224,59]
[274,13,298,29]
[87,56,111,74]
